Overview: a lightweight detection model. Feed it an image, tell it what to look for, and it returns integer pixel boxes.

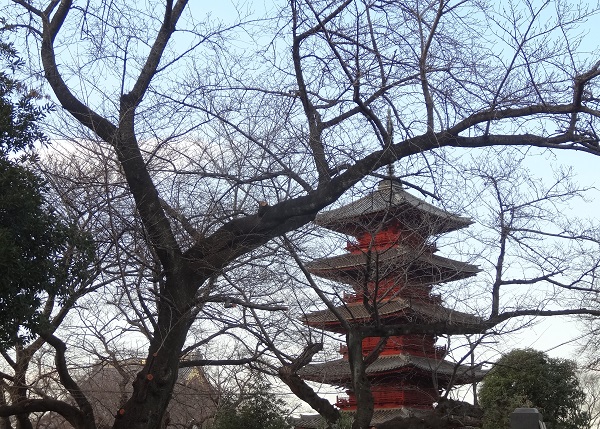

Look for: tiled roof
[299,354,487,384]
[306,245,480,285]
[292,407,432,428]
[369,408,430,425]
[291,412,325,429]
[303,299,482,327]
[315,180,473,235]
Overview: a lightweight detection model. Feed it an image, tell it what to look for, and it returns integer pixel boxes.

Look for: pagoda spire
[386,107,395,179]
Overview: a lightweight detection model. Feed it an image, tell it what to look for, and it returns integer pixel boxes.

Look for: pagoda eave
[303,299,483,329]
[315,180,474,236]
[306,248,480,285]
[299,355,487,386]
[292,407,432,429]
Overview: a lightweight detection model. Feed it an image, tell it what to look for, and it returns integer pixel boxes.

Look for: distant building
[36,355,216,429]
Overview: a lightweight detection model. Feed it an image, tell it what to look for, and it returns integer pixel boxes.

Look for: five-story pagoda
[294,180,485,428]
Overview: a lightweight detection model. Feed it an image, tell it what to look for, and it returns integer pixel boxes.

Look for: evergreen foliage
[479,349,591,429]
[211,381,291,429]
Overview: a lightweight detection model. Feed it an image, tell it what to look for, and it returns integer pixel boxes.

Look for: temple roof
[306,244,480,285]
[299,354,487,385]
[303,298,482,328]
[315,180,473,236]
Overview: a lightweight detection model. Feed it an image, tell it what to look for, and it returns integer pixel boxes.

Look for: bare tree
[3,1,600,429]
[578,370,600,429]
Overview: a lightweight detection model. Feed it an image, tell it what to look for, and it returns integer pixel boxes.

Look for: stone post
[510,408,546,429]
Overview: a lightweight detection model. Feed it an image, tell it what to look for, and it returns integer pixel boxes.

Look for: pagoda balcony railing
[338,343,447,358]
[336,389,436,409]
[339,336,446,357]
[342,290,441,303]
[343,292,360,302]
[345,238,436,254]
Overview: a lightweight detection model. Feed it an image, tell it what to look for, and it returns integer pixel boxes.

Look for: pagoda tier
[294,180,483,428]
[339,335,445,359]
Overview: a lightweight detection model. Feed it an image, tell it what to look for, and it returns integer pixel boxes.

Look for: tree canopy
[479,349,591,429]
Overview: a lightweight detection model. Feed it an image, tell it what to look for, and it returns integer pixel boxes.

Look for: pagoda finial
[386,107,394,178]
[387,163,394,178]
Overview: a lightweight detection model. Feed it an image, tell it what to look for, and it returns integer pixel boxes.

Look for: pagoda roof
[299,354,487,385]
[315,180,473,236]
[292,405,484,428]
[306,245,480,285]
[303,299,481,329]
[292,408,429,429]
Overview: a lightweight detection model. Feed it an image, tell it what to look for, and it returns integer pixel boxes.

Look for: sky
[496,148,600,362]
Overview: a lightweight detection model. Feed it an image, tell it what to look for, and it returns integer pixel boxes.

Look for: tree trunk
[347,331,374,429]
[112,269,198,429]
[10,347,33,429]
[0,391,13,429]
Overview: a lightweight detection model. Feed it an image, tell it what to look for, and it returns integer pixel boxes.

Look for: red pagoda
[294,180,485,428]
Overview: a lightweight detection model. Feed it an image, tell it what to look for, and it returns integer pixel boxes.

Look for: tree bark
[10,347,33,429]
[279,366,341,425]
[347,331,374,429]
[113,266,198,429]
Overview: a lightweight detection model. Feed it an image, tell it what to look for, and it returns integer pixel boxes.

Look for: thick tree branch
[279,342,341,425]
[359,308,600,337]
[0,399,87,429]
[124,0,188,107]
[42,334,96,429]
[38,2,117,143]
[186,129,600,281]
[449,101,600,136]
